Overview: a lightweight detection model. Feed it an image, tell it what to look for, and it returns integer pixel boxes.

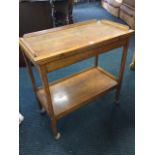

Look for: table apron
[45,39,126,73]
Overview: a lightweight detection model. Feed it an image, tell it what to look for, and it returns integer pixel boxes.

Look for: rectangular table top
[19,19,134,64]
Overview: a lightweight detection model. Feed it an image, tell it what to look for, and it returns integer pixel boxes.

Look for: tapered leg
[22,52,43,110]
[39,66,60,139]
[115,41,129,104]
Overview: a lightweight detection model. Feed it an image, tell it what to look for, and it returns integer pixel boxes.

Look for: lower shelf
[36,67,118,119]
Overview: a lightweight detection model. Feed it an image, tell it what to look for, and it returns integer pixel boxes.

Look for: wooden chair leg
[39,66,60,139]
[115,41,129,104]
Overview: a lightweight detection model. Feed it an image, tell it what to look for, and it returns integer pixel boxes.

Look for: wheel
[55,132,61,140]
[130,63,135,70]
[19,113,24,125]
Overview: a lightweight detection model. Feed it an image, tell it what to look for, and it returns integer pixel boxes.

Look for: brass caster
[130,63,135,70]
[40,107,46,114]
[55,132,61,140]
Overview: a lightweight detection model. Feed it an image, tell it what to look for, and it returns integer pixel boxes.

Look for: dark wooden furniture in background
[19,0,53,66]
[19,0,74,66]
[20,20,134,139]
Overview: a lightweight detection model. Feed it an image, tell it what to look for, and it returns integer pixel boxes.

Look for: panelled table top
[19,20,134,64]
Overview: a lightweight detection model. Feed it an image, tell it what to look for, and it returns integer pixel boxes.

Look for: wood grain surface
[36,67,118,119]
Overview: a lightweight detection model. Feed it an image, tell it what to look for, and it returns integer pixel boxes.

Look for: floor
[19,2,135,155]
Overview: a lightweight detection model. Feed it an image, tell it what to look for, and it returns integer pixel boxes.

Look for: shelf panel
[36,67,118,119]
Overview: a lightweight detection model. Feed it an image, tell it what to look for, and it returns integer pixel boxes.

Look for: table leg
[39,66,60,139]
[94,55,99,67]
[115,41,129,104]
[22,52,43,110]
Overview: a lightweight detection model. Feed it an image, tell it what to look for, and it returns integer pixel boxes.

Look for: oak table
[20,20,134,139]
